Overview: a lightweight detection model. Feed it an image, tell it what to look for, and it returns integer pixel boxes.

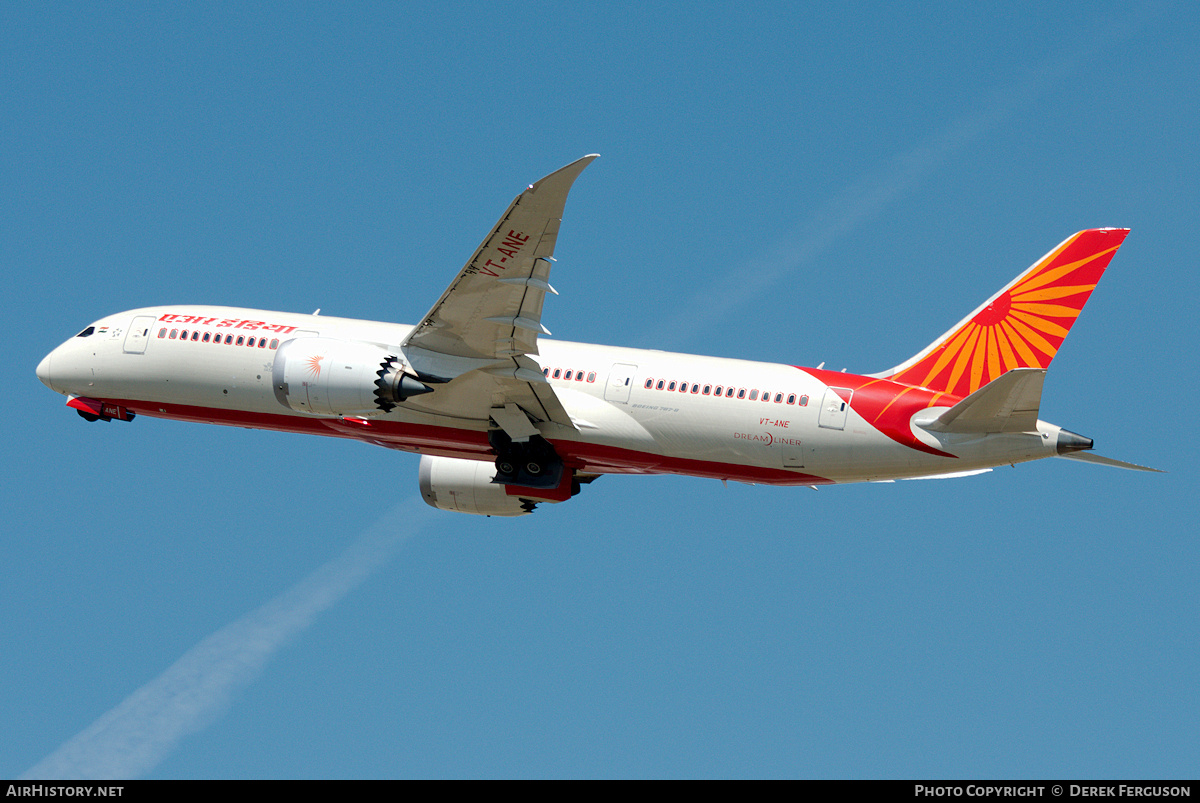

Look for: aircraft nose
[36,352,54,391]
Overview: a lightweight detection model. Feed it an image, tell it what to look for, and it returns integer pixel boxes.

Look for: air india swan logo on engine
[305,354,325,377]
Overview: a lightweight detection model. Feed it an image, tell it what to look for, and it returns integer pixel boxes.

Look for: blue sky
[4,1,1196,778]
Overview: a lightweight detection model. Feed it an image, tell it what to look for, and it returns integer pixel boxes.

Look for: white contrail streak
[22,501,429,780]
[646,12,1143,351]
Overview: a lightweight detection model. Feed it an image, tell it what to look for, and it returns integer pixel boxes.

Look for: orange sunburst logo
[305,354,325,377]
[888,229,1128,397]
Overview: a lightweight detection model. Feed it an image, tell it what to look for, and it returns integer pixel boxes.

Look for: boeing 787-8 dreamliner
[36,156,1159,516]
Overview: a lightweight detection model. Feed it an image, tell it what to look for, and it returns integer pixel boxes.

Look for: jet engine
[272,337,431,416]
[419,455,565,517]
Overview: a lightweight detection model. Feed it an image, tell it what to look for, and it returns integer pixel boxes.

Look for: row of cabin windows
[643,377,810,406]
[542,367,597,383]
[158,328,280,349]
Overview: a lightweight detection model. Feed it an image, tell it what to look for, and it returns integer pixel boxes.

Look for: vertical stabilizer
[876,228,1129,396]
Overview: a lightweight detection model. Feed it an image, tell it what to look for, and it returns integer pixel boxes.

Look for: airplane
[35,155,1160,516]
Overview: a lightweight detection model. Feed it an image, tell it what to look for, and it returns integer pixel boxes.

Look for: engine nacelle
[273,337,430,416]
[419,455,561,517]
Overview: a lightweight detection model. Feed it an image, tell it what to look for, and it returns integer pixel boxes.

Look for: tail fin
[876,228,1129,396]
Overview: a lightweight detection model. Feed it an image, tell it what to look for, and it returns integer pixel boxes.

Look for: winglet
[520,155,599,259]
[877,229,1130,396]
[529,154,599,193]
[402,155,599,361]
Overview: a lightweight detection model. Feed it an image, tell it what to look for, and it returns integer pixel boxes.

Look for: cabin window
[737,388,746,399]
[170,329,178,339]
[246,337,256,347]
[667,381,676,391]
[564,370,572,380]
[645,378,653,388]
[553,369,561,379]
[224,334,234,344]
[691,384,699,394]
[775,393,783,403]
[679,382,688,393]
[202,332,211,342]
[235,336,244,346]
[726,387,735,397]
[190,331,199,341]
[158,328,167,338]
[703,385,711,395]
[749,390,759,401]
[180,330,189,340]
[587,372,596,382]
[258,338,267,348]
[576,372,584,381]
[270,339,279,349]
[713,386,723,396]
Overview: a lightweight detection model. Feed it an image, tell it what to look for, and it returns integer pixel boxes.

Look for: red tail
[878,228,1129,397]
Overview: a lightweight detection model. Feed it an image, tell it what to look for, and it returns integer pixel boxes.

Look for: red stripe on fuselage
[553,440,833,486]
[106,397,494,456]
[101,398,834,487]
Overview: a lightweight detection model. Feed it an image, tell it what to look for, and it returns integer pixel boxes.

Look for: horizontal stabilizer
[1057,451,1164,473]
[915,368,1045,434]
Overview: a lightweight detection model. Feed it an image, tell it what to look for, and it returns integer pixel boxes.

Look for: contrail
[22,500,431,780]
[646,10,1149,352]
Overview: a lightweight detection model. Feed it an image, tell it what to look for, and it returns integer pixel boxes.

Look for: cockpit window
[75,326,95,338]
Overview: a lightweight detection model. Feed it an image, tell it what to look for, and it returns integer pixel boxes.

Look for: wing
[403,155,597,360]
[397,155,598,432]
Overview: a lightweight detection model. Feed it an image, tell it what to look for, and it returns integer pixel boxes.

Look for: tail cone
[1057,429,1094,454]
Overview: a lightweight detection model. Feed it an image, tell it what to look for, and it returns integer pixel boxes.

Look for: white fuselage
[37,305,1069,486]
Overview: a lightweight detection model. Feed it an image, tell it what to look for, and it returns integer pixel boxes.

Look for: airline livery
[35,156,1159,516]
